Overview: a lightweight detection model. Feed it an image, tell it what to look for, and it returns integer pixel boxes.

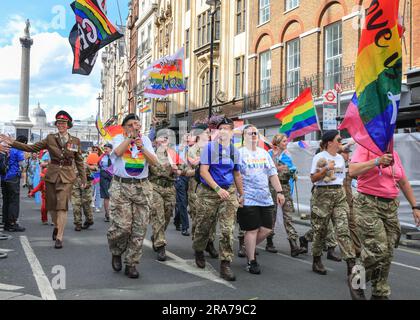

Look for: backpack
[0,152,9,176]
[194,143,236,184]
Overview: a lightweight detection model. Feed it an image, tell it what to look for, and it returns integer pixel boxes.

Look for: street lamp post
[97,93,102,144]
[206,0,220,119]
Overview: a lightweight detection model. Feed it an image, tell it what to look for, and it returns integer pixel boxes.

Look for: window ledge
[284,6,299,15]
[257,20,270,28]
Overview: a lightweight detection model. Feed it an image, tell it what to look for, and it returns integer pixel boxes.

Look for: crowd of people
[1,110,420,300]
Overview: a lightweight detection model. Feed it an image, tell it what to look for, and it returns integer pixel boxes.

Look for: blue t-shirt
[2,148,25,181]
[239,147,277,206]
[199,141,240,188]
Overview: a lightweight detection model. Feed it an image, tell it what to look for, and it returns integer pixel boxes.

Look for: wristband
[375,158,380,167]
[214,185,221,193]
[277,191,284,194]
[413,205,420,210]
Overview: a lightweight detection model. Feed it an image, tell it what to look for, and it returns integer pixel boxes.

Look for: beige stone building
[243,0,419,140]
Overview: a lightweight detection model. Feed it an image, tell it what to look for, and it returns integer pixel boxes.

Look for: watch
[412,205,420,210]
[277,191,284,194]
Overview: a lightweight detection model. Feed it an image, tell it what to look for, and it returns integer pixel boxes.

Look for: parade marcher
[149,133,177,262]
[238,125,285,274]
[107,113,157,279]
[193,117,244,281]
[71,158,95,231]
[349,145,420,299]
[26,152,39,195]
[1,135,28,232]
[29,168,48,225]
[310,130,363,300]
[0,111,86,249]
[187,124,218,259]
[98,143,113,222]
[268,134,306,257]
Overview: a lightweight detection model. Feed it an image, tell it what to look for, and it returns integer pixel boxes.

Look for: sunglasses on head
[336,138,342,143]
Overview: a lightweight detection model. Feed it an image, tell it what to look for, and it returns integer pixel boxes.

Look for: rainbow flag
[69,0,123,75]
[96,115,123,142]
[139,105,152,113]
[339,0,402,155]
[275,88,319,140]
[91,171,100,185]
[143,48,186,98]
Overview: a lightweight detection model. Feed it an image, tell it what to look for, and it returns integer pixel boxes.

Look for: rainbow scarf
[275,88,319,140]
[339,0,402,155]
[69,0,123,75]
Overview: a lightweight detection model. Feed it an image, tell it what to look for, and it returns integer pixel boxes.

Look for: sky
[0,0,129,122]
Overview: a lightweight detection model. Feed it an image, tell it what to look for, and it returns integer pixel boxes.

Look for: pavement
[1,189,420,300]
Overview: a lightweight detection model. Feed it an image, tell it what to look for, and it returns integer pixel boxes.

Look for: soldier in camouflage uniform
[187,125,219,258]
[107,114,157,279]
[192,118,243,281]
[149,135,177,262]
[310,130,362,300]
[268,134,306,257]
[71,162,94,231]
[350,145,420,299]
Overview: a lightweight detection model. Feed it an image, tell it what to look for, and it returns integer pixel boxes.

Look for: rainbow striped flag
[139,105,152,113]
[69,0,123,75]
[96,115,123,142]
[275,88,319,140]
[339,0,402,155]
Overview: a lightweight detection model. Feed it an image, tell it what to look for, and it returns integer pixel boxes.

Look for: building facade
[243,0,419,140]
[101,27,129,124]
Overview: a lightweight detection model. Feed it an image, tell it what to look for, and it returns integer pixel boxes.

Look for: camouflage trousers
[151,183,176,248]
[311,186,356,260]
[354,193,401,297]
[71,180,93,226]
[269,182,299,241]
[193,184,239,262]
[107,179,153,266]
[303,220,337,248]
[343,176,362,256]
[188,179,216,242]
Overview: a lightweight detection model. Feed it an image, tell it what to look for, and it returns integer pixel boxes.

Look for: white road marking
[20,236,56,300]
[0,248,14,253]
[143,239,236,289]
[396,247,420,256]
[391,261,420,272]
[0,283,24,291]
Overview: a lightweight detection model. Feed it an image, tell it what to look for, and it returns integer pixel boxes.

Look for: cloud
[0,15,103,123]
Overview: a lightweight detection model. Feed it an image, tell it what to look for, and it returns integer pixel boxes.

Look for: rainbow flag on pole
[339,0,402,155]
[139,105,152,113]
[275,88,319,140]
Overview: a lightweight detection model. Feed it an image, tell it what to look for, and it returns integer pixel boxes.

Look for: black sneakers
[6,224,26,232]
[246,260,261,275]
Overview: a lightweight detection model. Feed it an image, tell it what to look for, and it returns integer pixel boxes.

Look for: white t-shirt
[110,134,156,179]
[310,151,345,186]
[239,147,278,206]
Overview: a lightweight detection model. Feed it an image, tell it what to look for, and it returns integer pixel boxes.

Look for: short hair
[16,135,28,144]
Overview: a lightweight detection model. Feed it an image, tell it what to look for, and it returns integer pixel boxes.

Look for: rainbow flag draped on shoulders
[275,88,319,140]
[339,0,402,155]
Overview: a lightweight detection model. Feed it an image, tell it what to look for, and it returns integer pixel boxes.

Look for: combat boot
[299,236,308,254]
[125,265,139,279]
[81,220,94,230]
[74,225,82,232]
[312,256,327,275]
[195,251,206,269]
[112,255,122,272]
[289,239,306,257]
[327,247,342,262]
[238,237,246,258]
[157,246,166,261]
[220,260,236,281]
[347,259,366,300]
[205,241,219,259]
[265,235,278,253]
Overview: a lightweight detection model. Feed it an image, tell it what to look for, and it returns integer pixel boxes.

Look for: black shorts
[237,205,275,231]
[100,173,112,199]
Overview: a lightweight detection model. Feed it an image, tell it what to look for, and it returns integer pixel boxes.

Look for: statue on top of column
[24,19,30,38]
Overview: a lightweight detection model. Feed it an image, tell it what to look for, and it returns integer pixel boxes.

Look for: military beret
[216,117,234,129]
[122,113,140,126]
[321,130,339,143]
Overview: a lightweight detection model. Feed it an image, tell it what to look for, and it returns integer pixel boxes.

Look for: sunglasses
[246,132,258,136]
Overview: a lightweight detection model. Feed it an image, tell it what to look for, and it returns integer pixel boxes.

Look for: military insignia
[67,143,78,152]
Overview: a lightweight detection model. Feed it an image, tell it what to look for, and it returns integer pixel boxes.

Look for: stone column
[13,19,33,139]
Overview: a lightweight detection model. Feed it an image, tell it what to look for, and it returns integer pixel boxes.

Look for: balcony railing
[243,64,355,113]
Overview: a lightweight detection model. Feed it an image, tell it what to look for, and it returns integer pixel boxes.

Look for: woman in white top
[238,125,285,274]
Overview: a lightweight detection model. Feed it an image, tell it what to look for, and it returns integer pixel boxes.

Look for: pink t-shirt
[351,146,406,199]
